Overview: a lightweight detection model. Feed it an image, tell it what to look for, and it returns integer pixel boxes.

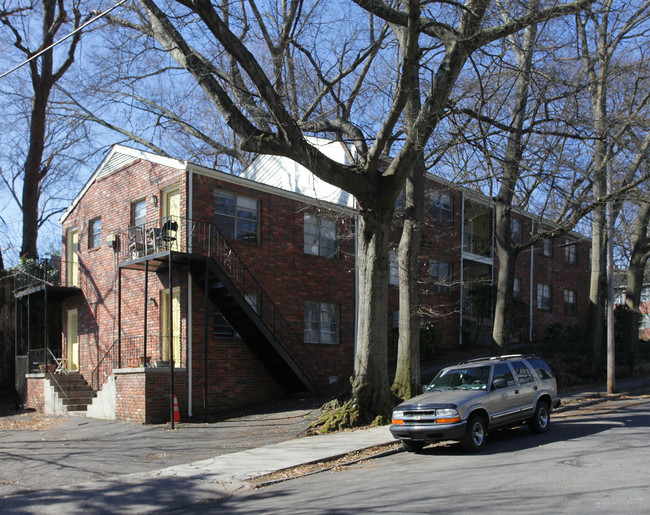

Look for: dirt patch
[249,442,402,488]
[0,408,64,431]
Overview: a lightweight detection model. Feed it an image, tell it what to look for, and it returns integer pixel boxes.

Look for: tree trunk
[392,40,424,401]
[351,203,394,422]
[392,161,424,400]
[622,201,650,371]
[587,191,607,376]
[492,202,518,353]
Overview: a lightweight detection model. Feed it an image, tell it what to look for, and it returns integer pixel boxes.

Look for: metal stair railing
[46,348,70,402]
[91,339,118,394]
[189,219,320,390]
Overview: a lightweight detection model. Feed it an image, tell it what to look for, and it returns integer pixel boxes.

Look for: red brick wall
[114,368,188,424]
[191,172,356,385]
[61,159,187,378]
[25,375,44,412]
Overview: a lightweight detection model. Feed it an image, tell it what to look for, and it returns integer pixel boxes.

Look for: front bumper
[390,420,467,443]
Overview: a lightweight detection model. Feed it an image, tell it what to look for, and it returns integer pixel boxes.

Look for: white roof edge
[187,162,358,216]
[60,145,187,224]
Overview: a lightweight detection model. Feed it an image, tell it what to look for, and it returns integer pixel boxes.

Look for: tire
[529,401,550,434]
[401,440,425,453]
[461,414,487,452]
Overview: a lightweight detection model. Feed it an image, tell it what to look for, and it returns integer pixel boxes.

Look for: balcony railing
[13,258,86,292]
[114,216,319,390]
[463,233,492,258]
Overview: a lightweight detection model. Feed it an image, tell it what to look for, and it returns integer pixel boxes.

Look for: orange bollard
[173,394,181,423]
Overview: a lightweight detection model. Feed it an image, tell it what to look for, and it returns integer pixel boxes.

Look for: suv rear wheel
[529,400,550,434]
[461,414,486,452]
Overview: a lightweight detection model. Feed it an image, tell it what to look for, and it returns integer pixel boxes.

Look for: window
[304,213,337,257]
[564,239,577,264]
[429,259,452,294]
[510,218,522,243]
[640,313,650,330]
[131,199,146,227]
[215,191,259,241]
[511,361,535,384]
[538,238,551,256]
[537,283,552,311]
[513,277,522,301]
[304,302,338,344]
[492,363,515,387]
[564,290,577,316]
[528,358,554,380]
[429,190,453,225]
[89,218,101,249]
[389,250,399,285]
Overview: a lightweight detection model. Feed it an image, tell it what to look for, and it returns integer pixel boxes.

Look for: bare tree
[0,0,83,258]
[95,0,592,423]
[576,0,650,373]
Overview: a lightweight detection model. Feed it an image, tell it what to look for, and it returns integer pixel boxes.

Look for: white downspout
[459,192,465,346]
[529,219,535,342]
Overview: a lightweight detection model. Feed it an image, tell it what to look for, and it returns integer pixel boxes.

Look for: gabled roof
[238,138,357,209]
[59,145,186,223]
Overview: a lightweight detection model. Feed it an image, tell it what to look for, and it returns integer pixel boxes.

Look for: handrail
[190,219,320,390]
[46,348,70,401]
[91,339,117,393]
[115,216,320,390]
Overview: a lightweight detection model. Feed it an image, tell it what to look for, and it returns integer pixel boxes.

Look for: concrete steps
[46,372,94,412]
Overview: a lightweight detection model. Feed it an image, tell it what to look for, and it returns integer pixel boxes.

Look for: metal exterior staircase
[188,220,320,394]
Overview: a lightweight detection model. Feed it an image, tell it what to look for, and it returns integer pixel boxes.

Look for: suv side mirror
[492,378,507,390]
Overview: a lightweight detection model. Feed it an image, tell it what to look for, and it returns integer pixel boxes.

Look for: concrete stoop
[45,372,94,415]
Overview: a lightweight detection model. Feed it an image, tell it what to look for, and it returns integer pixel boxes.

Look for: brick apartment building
[20,140,590,422]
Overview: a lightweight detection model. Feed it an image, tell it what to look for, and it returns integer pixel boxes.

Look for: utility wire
[0,0,129,80]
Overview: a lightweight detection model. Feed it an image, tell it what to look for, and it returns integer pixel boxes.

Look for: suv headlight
[392,410,405,424]
[435,408,460,424]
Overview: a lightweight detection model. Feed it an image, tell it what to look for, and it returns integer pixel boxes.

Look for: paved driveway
[0,396,322,498]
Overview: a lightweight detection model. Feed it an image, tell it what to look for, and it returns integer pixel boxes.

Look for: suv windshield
[427,365,491,391]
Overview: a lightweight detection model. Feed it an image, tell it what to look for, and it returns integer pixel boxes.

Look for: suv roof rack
[459,354,538,364]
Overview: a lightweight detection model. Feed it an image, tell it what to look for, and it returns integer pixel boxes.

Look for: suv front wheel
[462,413,487,452]
[528,400,550,434]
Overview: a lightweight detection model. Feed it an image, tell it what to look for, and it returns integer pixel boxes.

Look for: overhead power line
[0,0,129,80]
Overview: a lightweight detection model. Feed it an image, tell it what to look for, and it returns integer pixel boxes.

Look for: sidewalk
[1,377,649,513]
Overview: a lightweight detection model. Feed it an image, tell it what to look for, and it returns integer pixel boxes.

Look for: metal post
[204,260,209,420]
[143,260,148,367]
[606,163,615,393]
[44,287,48,368]
[27,295,31,366]
[169,251,175,429]
[118,267,122,369]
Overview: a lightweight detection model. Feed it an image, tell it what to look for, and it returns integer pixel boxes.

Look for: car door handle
[515,389,519,394]
[534,385,538,390]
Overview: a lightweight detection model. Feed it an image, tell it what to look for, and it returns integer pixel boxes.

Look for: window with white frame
[214,191,259,241]
[131,199,146,227]
[304,302,338,344]
[564,239,577,264]
[537,283,552,311]
[429,190,453,225]
[510,218,523,243]
[513,277,522,301]
[539,238,552,257]
[564,289,577,316]
[429,259,452,294]
[390,250,399,285]
[89,218,101,249]
[304,213,337,257]
[640,313,650,330]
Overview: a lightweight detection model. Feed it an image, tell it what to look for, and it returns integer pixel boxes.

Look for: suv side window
[493,363,515,386]
[528,358,554,380]
[511,361,535,384]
